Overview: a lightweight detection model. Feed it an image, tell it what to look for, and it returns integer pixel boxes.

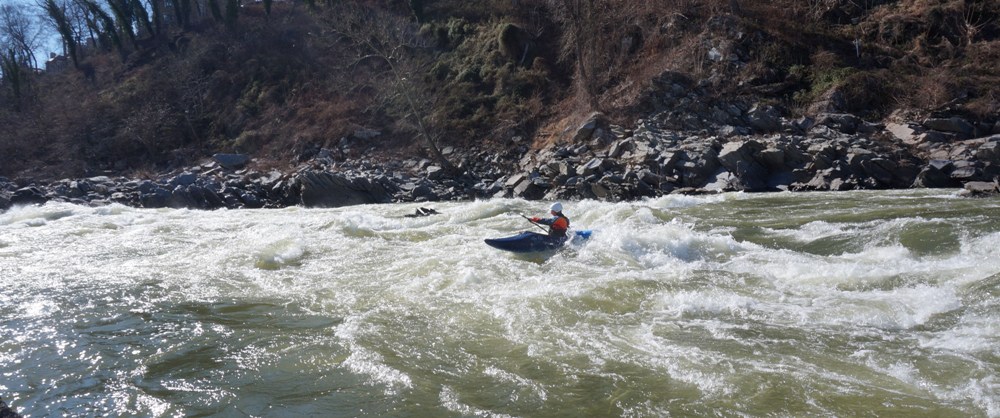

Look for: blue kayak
[484,230,592,253]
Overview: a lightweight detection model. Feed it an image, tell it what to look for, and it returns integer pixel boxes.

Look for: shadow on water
[510,249,561,264]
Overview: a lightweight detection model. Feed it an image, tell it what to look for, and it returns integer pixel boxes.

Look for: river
[1,190,998,417]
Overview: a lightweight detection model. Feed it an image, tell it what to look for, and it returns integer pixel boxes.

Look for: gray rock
[240,192,264,208]
[915,131,952,144]
[923,117,975,137]
[914,160,959,188]
[171,172,198,187]
[861,158,897,186]
[609,139,632,158]
[140,187,171,208]
[961,181,998,196]
[296,171,394,208]
[657,151,682,173]
[886,122,918,142]
[679,148,721,188]
[975,137,1000,164]
[558,162,575,177]
[758,148,785,170]
[200,186,226,209]
[767,171,796,189]
[12,187,46,206]
[137,180,158,194]
[411,183,437,201]
[580,158,609,177]
[168,185,198,208]
[816,113,862,134]
[949,161,979,181]
[717,140,769,191]
[353,128,381,140]
[505,173,527,189]
[539,162,562,178]
[213,153,250,170]
[426,165,445,180]
[746,104,782,133]
[809,145,840,170]
[589,182,611,199]
[806,88,847,115]
[846,149,874,172]
[513,177,547,200]
[829,177,856,191]
[573,112,607,142]
[638,169,662,187]
[703,169,738,192]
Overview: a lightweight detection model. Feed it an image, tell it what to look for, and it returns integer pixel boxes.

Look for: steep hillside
[0,0,997,181]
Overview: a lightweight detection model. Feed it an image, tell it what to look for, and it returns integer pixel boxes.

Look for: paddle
[520,214,550,234]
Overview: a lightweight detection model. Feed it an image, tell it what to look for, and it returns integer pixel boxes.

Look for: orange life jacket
[548,214,569,237]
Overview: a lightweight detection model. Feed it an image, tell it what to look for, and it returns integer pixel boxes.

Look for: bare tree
[0,4,45,69]
[41,0,80,67]
[1,49,27,108]
[324,4,457,173]
[546,0,608,112]
[79,0,126,57]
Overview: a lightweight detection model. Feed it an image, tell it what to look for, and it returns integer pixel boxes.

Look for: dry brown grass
[2,0,999,180]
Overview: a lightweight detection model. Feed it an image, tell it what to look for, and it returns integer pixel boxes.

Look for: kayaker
[530,202,570,238]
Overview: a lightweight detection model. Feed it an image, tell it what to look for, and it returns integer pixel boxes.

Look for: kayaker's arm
[521,214,550,233]
[531,217,556,226]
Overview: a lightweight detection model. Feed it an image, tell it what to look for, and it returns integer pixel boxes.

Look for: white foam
[4,193,999,416]
[646,192,729,209]
[253,238,306,270]
[655,290,758,319]
[766,220,851,242]
[334,316,413,394]
[807,285,962,330]
[920,313,999,355]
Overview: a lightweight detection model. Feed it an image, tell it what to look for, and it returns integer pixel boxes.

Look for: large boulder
[213,153,250,170]
[961,181,999,197]
[914,160,961,188]
[975,136,1000,164]
[139,185,172,208]
[295,171,395,208]
[746,104,782,132]
[169,172,198,187]
[167,185,199,208]
[573,112,609,143]
[513,177,548,200]
[860,157,897,186]
[717,140,769,191]
[886,122,918,143]
[815,113,862,134]
[679,148,721,188]
[579,158,612,177]
[923,117,975,137]
[11,187,47,206]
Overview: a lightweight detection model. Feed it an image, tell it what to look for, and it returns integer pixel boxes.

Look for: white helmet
[549,202,563,213]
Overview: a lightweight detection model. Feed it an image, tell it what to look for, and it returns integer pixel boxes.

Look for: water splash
[1,190,998,417]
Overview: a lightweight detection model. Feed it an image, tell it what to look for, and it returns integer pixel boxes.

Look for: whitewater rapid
[1,190,998,416]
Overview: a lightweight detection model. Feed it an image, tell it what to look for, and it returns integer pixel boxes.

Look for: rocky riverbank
[2,72,999,212]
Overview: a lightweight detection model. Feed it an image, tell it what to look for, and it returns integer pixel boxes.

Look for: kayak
[484,230,592,253]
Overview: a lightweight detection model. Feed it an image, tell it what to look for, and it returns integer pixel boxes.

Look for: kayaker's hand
[530,217,540,222]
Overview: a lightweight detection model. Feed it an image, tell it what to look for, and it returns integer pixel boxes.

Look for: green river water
[1,189,997,417]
